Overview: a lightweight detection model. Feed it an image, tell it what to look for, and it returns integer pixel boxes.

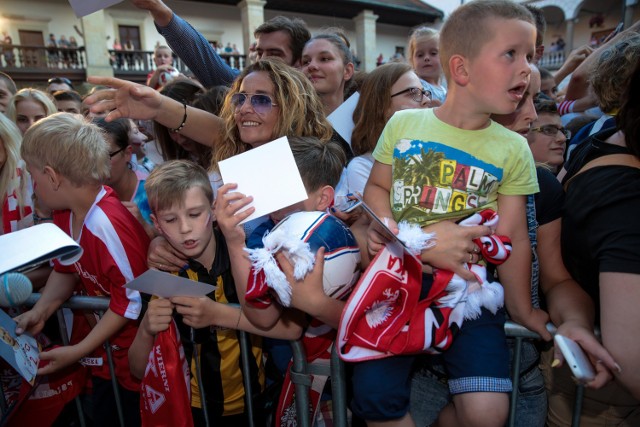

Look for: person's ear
[150,213,162,233]
[316,185,335,211]
[43,165,61,191]
[343,62,355,82]
[449,54,470,86]
[124,145,133,162]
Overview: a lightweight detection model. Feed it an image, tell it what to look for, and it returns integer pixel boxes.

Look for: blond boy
[16,113,149,426]
[362,1,548,426]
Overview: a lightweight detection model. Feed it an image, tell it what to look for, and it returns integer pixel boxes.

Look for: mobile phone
[554,334,596,383]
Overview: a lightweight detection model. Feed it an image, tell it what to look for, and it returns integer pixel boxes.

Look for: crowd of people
[1,0,639,426]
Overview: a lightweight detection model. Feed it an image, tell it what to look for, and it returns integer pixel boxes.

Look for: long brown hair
[351,63,412,156]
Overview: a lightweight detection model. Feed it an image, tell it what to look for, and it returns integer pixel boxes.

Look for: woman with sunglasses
[86,59,332,268]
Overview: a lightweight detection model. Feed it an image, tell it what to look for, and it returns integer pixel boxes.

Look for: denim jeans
[409,340,546,427]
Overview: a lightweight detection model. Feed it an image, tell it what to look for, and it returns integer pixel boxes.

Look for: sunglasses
[390,87,431,103]
[231,93,278,114]
[530,124,571,139]
[109,147,126,158]
[47,77,73,86]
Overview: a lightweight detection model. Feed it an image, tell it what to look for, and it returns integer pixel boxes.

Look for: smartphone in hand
[554,334,596,383]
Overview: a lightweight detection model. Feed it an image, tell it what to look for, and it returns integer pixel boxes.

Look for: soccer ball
[271,211,361,300]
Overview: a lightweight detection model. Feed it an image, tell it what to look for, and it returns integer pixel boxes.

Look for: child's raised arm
[215,183,285,330]
[496,193,551,340]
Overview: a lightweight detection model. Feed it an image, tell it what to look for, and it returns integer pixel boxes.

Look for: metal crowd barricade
[3,294,257,427]
[3,295,587,427]
[289,321,586,427]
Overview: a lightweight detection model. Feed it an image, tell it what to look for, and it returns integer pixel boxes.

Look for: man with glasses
[46,77,74,94]
[131,0,310,88]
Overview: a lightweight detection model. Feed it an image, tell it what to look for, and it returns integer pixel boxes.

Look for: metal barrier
[2,295,586,427]
[1,294,257,427]
[288,321,585,427]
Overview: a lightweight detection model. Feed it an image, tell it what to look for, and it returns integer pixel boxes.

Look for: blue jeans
[410,339,546,427]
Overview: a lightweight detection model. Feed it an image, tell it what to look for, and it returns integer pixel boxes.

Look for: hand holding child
[147,236,188,272]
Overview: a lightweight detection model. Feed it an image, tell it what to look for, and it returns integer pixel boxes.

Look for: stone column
[238,0,266,58]
[81,10,113,77]
[354,10,378,72]
[565,18,575,54]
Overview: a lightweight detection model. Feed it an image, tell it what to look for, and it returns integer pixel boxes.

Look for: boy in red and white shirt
[16,113,149,427]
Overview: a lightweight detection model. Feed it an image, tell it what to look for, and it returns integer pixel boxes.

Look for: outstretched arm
[85,76,222,147]
[131,0,239,88]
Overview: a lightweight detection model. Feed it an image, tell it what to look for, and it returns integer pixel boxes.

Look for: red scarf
[140,320,193,427]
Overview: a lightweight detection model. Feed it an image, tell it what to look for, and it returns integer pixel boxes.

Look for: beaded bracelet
[169,102,187,133]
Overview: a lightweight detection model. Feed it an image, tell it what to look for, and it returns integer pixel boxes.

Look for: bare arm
[129,297,174,379]
[600,272,640,400]
[85,76,222,147]
[14,270,77,335]
[553,45,594,86]
[215,183,286,330]
[276,249,345,329]
[565,21,640,101]
[496,194,551,340]
[538,219,618,388]
[39,309,130,375]
[171,296,304,340]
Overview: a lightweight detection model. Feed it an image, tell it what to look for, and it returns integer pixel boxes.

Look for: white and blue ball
[272,211,361,300]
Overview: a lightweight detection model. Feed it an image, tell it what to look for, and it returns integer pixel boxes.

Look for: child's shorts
[349,307,511,421]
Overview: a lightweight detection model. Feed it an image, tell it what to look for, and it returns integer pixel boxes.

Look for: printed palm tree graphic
[394,146,444,189]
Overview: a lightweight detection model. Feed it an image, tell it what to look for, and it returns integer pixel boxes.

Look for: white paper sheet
[125,269,216,299]
[218,136,308,224]
[68,0,123,18]
[0,223,83,275]
[327,92,360,146]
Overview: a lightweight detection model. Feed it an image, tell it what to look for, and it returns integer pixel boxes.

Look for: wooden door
[18,30,45,67]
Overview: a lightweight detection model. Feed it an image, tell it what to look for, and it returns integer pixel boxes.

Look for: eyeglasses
[109,147,126,158]
[530,124,571,139]
[47,77,73,86]
[231,93,278,114]
[390,87,431,103]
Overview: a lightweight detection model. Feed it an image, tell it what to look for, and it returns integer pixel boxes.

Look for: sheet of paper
[327,92,360,146]
[0,223,83,275]
[68,0,123,18]
[125,269,216,299]
[218,136,308,224]
[0,310,39,385]
[359,201,413,255]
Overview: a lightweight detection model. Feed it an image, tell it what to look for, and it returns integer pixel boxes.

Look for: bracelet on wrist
[169,102,187,133]
[33,213,53,223]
